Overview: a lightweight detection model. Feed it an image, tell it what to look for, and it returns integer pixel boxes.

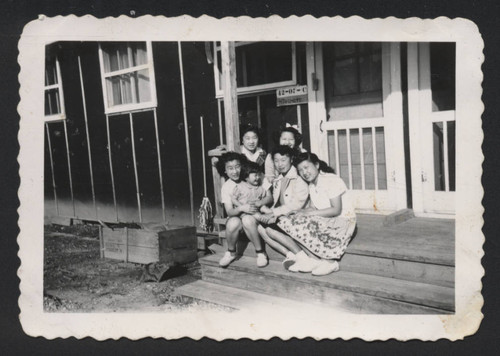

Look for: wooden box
[102,225,197,265]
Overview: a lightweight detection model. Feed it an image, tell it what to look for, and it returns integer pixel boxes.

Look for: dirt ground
[43,224,231,313]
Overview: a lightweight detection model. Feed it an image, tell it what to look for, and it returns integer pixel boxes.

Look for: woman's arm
[272,177,309,217]
[264,154,276,184]
[254,190,273,208]
[224,201,257,217]
[302,195,342,217]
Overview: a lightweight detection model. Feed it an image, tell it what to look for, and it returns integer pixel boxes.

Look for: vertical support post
[63,120,76,217]
[153,108,166,223]
[106,114,119,221]
[217,99,224,145]
[178,42,195,226]
[256,96,262,129]
[45,123,59,215]
[78,55,98,219]
[129,112,143,223]
[220,41,240,152]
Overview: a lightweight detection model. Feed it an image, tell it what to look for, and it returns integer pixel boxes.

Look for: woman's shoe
[219,251,236,267]
[312,260,340,276]
[282,252,296,270]
[288,251,319,273]
[256,253,269,267]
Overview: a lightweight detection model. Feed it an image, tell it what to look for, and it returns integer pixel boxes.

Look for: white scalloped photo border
[17,15,484,340]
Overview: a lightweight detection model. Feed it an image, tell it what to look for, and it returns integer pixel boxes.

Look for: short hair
[272,126,303,147]
[215,152,247,178]
[271,145,296,160]
[240,125,260,142]
[240,161,262,180]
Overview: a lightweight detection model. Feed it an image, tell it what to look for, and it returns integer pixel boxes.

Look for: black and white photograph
[17,15,484,340]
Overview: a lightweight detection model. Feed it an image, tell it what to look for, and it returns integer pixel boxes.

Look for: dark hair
[240,161,262,180]
[294,152,335,174]
[215,152,248,178]
[272,126,303,147]
[240,125,260,142]
[271,145,296,160]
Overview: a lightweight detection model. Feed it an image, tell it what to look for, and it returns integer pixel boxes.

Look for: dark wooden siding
[44,41,219,226]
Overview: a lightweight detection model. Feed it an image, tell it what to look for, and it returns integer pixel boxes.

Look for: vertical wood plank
[77,55,98,219]
[63,120,76,217]
[221,42,240,152]
[106,114,119,221]
[45,123,59,215]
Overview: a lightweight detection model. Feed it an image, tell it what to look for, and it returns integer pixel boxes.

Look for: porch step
[176,280,337,313]
[216,223,454,266]
[199,253,454,314]
[212,235,454,289]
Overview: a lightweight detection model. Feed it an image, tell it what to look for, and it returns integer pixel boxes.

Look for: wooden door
[307,42,407,214]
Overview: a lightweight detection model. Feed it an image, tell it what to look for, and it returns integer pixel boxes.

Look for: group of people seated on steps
[216,125,357,277]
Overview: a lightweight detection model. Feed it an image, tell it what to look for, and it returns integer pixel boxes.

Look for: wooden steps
[195,253,454,314]
[177,214,455,314]
[176,280,339,313]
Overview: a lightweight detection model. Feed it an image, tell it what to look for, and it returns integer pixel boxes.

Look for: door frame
[407,42,456,217]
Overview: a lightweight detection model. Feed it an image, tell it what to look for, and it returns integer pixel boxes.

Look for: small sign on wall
[276,85,308,107]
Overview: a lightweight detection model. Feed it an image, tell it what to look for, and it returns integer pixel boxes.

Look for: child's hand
[241,203,258,214]
[254,213,277,225]
[260,206,272,214]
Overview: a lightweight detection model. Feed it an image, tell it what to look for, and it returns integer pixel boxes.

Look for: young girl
[240,125,267,167]
[263,152,356,276]
[216,152,269,268]
[231,161,272,215]
[264,126,306,184]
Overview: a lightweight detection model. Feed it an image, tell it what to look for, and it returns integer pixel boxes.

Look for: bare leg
[241,215,263,251]
[265,227,302,254]
[225,217,242,252]
[257,225,289,257]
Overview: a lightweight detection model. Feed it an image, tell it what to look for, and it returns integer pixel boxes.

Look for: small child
[231,161,272,215]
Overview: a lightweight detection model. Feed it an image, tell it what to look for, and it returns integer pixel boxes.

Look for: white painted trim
[409,42,456,215]
[407,42,425,214]
[213,42,297,99]
[306,42,327,160]
[322,117,385,130]
[44,56,66,121]
[386,42,407,210]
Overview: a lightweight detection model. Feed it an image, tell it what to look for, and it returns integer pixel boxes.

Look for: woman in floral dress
[264,152,356,276]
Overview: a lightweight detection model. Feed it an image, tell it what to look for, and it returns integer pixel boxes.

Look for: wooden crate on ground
[102,224,197,265]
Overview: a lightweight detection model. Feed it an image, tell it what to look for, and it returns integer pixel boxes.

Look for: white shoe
[282,252,296,270]
[312,260,339,276]
[219,251,236,267]
[288,251,319,273]
[256,253,268,268]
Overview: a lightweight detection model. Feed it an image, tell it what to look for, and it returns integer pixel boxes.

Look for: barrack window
[99,42,157,114]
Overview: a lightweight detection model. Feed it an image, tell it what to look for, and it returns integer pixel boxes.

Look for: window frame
[213,41,297,98]
[44,54,66,122]
[98,41,158,115]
